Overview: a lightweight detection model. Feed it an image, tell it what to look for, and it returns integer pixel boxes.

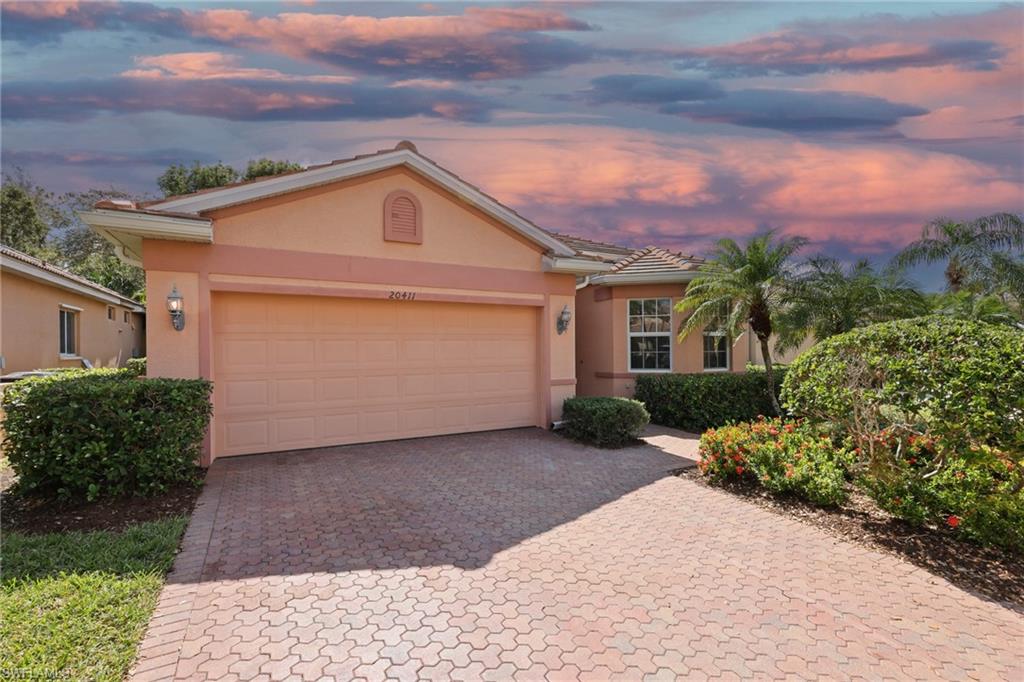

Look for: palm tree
[775,257,927,352]
[894,212,1024,293]
[931,290,1022,328]
[677,232,806,415]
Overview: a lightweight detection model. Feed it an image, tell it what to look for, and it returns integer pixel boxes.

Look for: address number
[388,291,417,301]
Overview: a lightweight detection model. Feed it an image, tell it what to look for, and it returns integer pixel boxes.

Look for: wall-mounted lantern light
[556,304,572,335]
[166,285,185,331]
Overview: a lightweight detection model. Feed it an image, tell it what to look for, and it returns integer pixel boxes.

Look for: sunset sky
[3,1,1022,283]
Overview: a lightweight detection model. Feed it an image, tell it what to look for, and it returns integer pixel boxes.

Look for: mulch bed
[674,467,1024,609]
[2,474,204,535]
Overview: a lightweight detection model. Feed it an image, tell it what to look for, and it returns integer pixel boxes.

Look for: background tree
[676,232,807,414]
[0,169,60,255]
[244,158,303,181]
[929,290,1020,327]
[775,257,927,352]
[157,159,303,197]
[157,162,240,197]
[894,212,1024,293]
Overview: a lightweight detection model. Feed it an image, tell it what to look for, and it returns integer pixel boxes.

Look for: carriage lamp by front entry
[556,305,572,334]
[167,285,185,331]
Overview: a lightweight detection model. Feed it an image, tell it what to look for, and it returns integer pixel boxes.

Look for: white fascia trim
[2,255,144,311]
[542,255,613,275]
[146,150,576,257]
[79,209,213,242]
[589,271,701,286]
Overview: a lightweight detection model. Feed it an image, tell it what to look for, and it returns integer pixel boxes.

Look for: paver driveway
[134,429,1024,681]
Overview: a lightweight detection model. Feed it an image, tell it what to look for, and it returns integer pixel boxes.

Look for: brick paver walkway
[133,429,1023,681]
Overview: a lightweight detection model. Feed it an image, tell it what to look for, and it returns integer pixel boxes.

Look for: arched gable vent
[383,190,423,244]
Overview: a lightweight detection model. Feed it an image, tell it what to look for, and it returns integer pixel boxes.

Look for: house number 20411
[388,291,417,301]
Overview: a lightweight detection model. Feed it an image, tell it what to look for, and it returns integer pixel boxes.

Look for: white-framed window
[59,307,78,356]
[702,330,730,371]
[628,298,672,371]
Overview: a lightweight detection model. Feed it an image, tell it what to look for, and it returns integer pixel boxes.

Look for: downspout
[575,275,591,291]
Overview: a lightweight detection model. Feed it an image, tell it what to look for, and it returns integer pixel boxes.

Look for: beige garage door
[212,292,539,456]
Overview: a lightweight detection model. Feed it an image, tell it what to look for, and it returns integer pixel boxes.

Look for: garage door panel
[213,293,539,456]
[359,339,398,364]
[319,377,359,402]
[275,378,316,406]
[218,338,269,370]
[317,339,359,366]
[223,380,269,410]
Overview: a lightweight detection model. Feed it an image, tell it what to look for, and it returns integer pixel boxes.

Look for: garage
[212,292,540,456]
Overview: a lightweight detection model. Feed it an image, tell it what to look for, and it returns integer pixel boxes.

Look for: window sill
[59,354,81,360]
[702,367,730,373]
[629,369,673,374]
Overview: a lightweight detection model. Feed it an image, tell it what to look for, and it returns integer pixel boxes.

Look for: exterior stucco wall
[1,270,144,373]
[142,167,577,462]
[211,168,541,271]
[574,282,752,398]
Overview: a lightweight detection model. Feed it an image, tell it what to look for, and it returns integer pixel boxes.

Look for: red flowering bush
[861,439,1024,552]
[698,417,852,506]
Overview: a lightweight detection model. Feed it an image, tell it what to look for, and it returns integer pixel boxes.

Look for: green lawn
[0,517,187,681]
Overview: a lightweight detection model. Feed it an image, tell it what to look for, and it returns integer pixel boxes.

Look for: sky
[2,1,1022,284]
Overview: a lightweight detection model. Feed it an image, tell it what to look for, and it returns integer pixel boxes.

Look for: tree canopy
[156,158,303,197]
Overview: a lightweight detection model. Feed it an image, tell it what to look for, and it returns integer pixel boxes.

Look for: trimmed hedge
[1,369,212,501]
[634,369,786,433]
[563,397,650,448]
[124,357,146,376]
[782,316,1024,463]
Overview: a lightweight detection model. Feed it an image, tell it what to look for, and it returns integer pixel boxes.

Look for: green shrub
[1,369,212,501]
[563,397,650,448]
[859,438,1023,552]
[698,417,851,506]
[634,369,786,432]
[124,357,146,376]
[782,316,1024,473]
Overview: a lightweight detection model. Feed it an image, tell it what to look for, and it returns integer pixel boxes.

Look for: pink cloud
[122,52,355,83]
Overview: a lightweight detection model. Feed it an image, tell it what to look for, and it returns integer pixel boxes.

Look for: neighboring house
[574,245,754,397]
[80,141,773,464]
[0,245,145,374]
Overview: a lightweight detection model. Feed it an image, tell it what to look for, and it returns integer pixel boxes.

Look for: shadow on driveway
[195,428,688,580]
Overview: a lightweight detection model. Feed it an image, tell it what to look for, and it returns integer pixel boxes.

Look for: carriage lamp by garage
[166,285,185,331]
[556,304,572,335]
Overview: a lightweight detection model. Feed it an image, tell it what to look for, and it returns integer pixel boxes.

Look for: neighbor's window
[123,310,130,323]
[107,306,115,320]
[628,298,671,371]
[59,308,78,356]
[702,330,730,371]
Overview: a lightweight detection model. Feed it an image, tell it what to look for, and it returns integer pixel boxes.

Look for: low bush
[699,417,851,506]
[634,368,786,432]
[563,396,650,448]
[2,369,212,501]
[858,436,1023,552]
[124,357,146,376]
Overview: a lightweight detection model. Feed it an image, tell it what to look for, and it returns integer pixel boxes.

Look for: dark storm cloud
[583,74,725,105]
[1,78,496,123]
[662,89,928,132]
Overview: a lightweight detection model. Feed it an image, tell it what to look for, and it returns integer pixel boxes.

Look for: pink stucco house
[82,142,751,464]
[0,245,145,375]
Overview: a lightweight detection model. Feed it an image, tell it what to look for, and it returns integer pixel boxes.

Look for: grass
[0,517,187,681]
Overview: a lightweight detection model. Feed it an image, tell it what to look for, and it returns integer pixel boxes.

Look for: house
[80,141,760,464]
[0,245,145,375]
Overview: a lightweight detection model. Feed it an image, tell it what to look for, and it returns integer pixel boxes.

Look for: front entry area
[212,292,540,457]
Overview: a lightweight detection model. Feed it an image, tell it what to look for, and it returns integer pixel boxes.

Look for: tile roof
[609,246,705,275]
[0,244,144,307]
[544,231,635,262]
